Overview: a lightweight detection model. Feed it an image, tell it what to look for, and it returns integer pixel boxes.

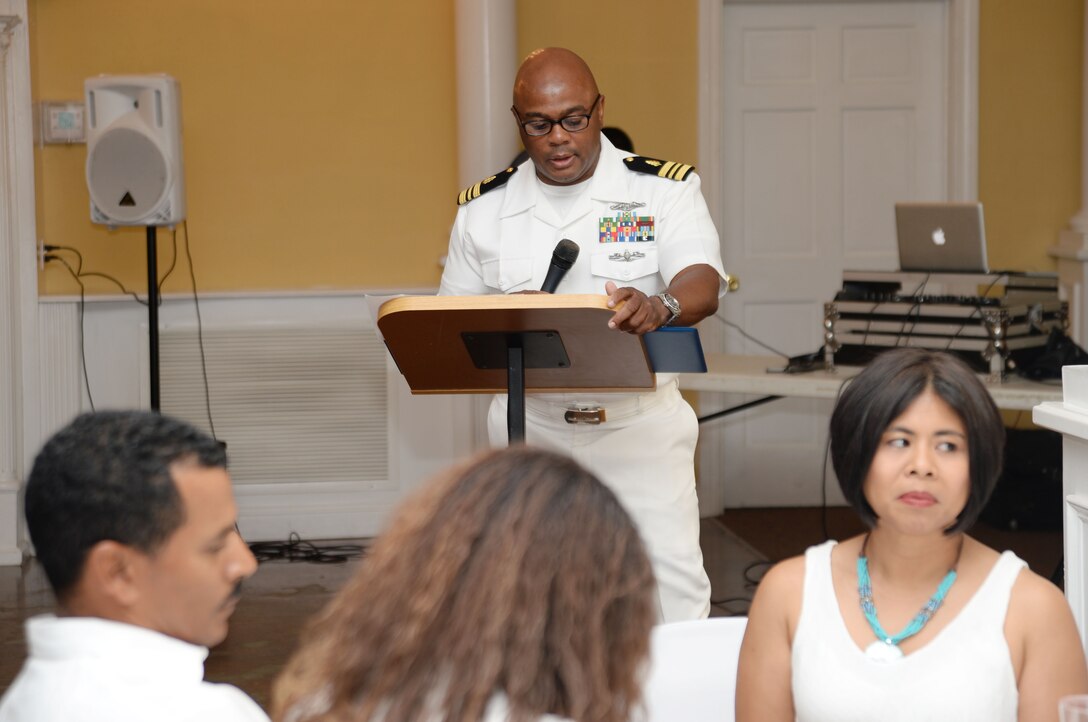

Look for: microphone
[540,239,580,293]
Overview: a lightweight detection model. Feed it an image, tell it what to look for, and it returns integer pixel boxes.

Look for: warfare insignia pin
[610,201,646,212]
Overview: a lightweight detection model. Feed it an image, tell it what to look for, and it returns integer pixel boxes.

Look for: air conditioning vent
[160,324,389,487]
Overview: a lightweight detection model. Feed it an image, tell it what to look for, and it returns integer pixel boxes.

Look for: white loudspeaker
[85,74,186,226]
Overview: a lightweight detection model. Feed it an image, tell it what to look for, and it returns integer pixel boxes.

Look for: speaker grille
[87,127,169,224]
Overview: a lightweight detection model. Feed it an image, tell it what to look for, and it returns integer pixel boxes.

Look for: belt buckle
[564,406,606,425]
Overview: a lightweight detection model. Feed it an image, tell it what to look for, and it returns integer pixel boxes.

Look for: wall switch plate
[38,101,85,144]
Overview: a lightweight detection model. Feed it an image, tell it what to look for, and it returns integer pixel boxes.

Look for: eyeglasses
[513,94,601,137]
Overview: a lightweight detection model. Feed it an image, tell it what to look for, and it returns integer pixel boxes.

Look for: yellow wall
[979,0,1083,272]
[30,1,1084,294]
[517,1,699,165]
[32,0,458,295]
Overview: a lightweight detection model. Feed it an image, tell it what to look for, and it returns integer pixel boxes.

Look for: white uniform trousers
[488,379,711,622]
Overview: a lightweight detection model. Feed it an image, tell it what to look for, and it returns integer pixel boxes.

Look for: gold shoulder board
[622,155,695,181]
[456,166,518,206]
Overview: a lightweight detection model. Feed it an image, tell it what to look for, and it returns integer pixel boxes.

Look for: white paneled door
[710,1,947,507]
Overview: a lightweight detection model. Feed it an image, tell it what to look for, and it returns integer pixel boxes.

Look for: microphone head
[552,239,580,270]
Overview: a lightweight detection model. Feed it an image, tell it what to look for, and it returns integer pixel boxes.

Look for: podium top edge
[377,294,612,320]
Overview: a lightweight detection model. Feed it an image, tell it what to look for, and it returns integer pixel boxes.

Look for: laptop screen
[895,202,989,273]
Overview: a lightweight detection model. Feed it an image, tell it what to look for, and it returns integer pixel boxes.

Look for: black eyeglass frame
[512,94,602,137]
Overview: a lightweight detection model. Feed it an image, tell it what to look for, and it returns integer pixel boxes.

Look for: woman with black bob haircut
[831,347,1004,534]
[737,348,1088,722]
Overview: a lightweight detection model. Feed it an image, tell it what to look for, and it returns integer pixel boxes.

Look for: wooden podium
[377,294,657,443]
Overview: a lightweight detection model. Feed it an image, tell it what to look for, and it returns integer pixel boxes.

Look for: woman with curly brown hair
[272,446,657,722]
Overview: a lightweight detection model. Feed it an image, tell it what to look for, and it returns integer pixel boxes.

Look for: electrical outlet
[38,101,86,144]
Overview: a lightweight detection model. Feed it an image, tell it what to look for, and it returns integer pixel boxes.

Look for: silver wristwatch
[655,291,681,327]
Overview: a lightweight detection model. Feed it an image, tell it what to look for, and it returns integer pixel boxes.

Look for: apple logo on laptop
[931,227,947,246]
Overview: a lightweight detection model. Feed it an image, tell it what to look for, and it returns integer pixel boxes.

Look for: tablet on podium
[643,327,708,373]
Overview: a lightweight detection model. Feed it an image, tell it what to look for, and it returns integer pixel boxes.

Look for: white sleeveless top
[791,540,1025,722]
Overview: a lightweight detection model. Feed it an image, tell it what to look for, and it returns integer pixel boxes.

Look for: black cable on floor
[710,597,751,616]
[710,557,775,616]
[743,559,773,588]
[248,532,367,564]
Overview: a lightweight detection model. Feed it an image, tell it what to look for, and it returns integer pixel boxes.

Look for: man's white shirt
[0,615,270,722]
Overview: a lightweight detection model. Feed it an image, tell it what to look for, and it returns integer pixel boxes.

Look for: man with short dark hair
[441,47,728,621]
[0,411,268,721]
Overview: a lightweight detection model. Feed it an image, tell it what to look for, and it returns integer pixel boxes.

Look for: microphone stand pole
[147,225,160,412]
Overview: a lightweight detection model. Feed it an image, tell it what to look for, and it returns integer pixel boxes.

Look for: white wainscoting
[34,291,483,545]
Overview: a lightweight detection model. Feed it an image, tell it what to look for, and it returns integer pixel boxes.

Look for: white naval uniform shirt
[439,135,725,303]
[0,615,270,722]
[439,137,726,622]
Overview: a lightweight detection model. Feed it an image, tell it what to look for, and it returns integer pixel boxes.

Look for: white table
[678,353,1063,411]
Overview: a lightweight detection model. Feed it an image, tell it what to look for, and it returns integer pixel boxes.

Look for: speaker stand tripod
[146,225,160,412]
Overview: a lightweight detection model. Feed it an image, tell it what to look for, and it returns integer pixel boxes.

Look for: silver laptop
[895,202,989,273]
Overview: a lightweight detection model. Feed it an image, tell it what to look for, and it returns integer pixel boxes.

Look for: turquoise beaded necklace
[856,534,962,662]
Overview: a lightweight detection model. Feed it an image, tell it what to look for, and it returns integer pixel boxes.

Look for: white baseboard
[0,481,23,564]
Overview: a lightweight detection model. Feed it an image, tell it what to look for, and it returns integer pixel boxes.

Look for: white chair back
[641,616,748,722]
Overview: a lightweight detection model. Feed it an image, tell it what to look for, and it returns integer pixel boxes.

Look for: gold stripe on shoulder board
[456,167,517,206]
[623,155,694,181]
[662,162,692,180]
